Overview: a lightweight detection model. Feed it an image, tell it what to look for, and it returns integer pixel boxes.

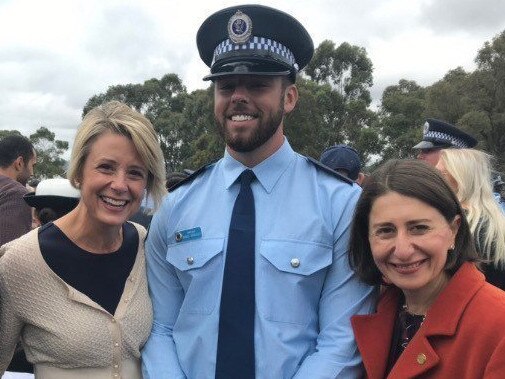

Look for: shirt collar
[222,138,295,193]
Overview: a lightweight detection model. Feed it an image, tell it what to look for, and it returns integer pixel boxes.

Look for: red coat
[352,263,505,378]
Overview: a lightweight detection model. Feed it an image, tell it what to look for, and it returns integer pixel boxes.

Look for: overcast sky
[1,0,504,155]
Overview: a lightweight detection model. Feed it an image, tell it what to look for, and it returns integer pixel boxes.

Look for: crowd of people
[1,4,505,379]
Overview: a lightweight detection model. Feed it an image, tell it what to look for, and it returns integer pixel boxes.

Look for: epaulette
[305,156,353,185]
[168,163,215,192]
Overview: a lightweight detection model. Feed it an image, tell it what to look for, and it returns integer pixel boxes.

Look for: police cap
[197,4,314,81]
[412,118,478,150]
[320,144,361,181]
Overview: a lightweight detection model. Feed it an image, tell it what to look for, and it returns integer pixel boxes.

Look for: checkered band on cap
[212,36,298,70]
[424,131,468,148]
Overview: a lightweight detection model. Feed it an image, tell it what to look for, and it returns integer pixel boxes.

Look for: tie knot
[240,169,256,187]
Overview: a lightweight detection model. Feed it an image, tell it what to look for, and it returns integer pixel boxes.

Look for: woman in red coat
[349,159,505,378]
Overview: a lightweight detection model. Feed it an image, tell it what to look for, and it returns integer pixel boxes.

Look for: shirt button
[124,298,129,303]
[111,318,116,323]
[187,257,194,265]
[114,342,119,347]
[417,353,427,365]
[114,364,119,369]
[290,258,300,268]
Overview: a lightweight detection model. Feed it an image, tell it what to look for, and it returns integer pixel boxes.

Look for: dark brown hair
[348,159,478,286]
[0,134,34,168]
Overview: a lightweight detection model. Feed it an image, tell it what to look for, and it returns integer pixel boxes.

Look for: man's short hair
[0,135,34,168]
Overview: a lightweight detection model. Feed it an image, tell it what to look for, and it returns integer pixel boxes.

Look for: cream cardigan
[0,223,153,379]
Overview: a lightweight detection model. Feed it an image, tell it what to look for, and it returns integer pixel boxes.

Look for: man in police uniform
[413,118,477,166]
[142,5,375,379]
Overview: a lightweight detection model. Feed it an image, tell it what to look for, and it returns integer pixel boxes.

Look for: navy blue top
[38,222,138,315]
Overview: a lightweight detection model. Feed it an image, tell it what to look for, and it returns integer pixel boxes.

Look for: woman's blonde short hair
[67,101,167,210]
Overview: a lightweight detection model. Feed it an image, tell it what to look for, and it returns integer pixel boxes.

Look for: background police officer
[413,118,477,166]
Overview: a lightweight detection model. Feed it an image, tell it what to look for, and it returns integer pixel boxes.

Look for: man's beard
[216,98,284,153]
[18,169,30,186]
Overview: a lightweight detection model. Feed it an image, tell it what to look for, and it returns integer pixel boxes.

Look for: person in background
[0,136,37,375]
[412,118,477,166]
[3,178,80,376]
[492,172,505,212]
[24,178,81,226]
[142,4,375,379]
[129,195,155,229]
[26,178,41,229]
[320,144,366,186]
[0,135,37,247]
[0,100,167,378]
[349,159,505,378]
[436,148,505,290]
[165,171,190,191]
[130,170,190,229]
[26,177,39,193]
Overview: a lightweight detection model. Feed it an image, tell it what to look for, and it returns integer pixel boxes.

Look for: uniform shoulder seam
[168,162,216,192]
[304,156,353,185]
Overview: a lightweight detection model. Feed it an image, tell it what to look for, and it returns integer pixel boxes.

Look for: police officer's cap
[320,144,361,181]
[197,4,314,82]
[412,118,478,150]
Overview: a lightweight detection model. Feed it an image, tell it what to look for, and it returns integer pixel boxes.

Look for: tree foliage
[79,31,505,173]
[374,29,505,172]
[30,127,69,178]
[0,129,22,139]
[82,73,187,119]
[375,79,426,161]
[472,30,505,171]
[0,127,68,178]
[302,40,380,165]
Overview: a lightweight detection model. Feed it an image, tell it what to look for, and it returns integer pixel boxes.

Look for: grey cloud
[0,46,102,113]
[421,0,505,34]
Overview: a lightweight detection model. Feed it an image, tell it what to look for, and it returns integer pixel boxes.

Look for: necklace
[399,304,425,351]
[402,303,426,318]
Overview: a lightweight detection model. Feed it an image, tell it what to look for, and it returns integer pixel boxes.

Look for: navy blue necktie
[216,169,256,379]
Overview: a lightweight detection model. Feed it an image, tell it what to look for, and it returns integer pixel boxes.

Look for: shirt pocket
[257,239,333,324]
[166,238,225,315]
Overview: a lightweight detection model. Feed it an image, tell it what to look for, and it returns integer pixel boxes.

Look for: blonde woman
[436,148,505,289]
[0,101,167,378]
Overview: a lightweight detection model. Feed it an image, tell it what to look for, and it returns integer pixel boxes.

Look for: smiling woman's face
[368,191,459,299]
[77,131,148,228]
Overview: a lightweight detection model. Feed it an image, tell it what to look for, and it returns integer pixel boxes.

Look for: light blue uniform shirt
[494,192,505,213]
[142,139,376,379]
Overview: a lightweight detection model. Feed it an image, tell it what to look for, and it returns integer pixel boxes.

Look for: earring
[448,244,455,253]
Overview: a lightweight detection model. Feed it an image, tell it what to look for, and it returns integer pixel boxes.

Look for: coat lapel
[388,334,440,377]
[352,288,399,379]
[388,263,485,378]
[353,264,485,379]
